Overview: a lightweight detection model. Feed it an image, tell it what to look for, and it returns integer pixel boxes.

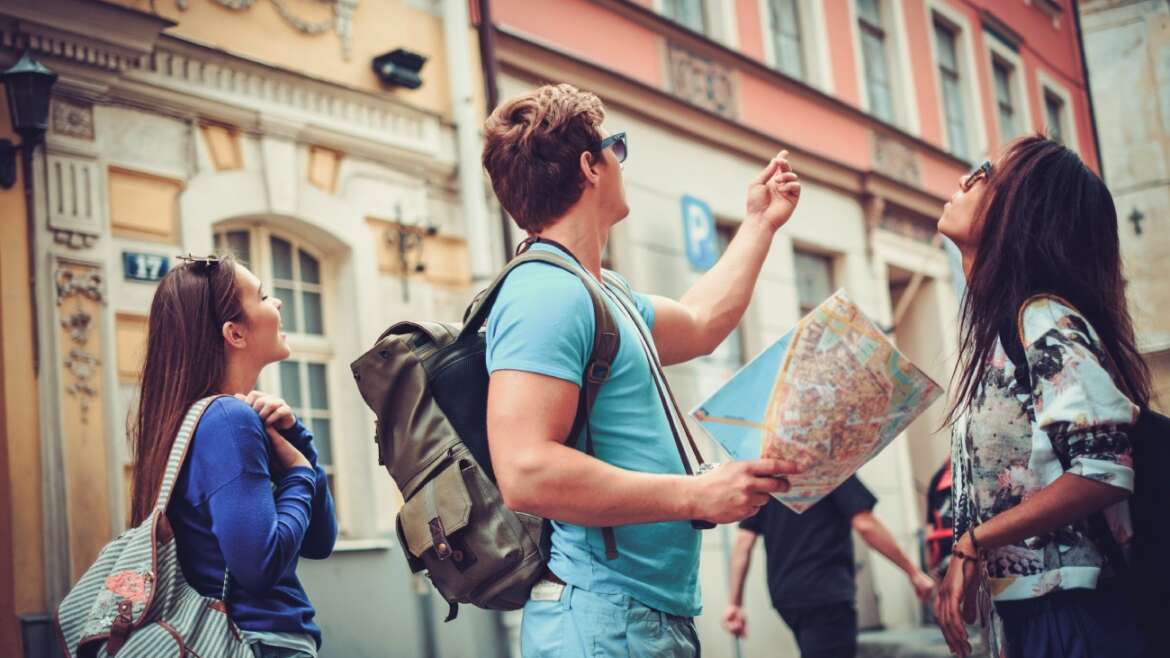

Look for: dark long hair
[946,135,1150,425]
[129,255,243,525]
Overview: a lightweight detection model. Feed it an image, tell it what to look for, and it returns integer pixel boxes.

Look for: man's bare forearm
[497,440,696,526]
[678,219,775,353]
[728,529,758,606]
[855,512,919,577]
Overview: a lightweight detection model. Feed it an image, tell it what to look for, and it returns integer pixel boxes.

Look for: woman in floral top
[933,136,1152,658]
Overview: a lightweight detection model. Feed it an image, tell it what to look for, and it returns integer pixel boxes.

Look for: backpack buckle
[586,361,611,384]
[429,518,452,560]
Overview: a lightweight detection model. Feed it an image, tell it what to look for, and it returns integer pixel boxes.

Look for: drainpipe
[476,0,515,262]
[1072,0,1105,180]
[444,0,496,282]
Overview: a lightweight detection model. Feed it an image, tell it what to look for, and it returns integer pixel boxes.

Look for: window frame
[925,1,989,162]
[656,0,739,48]
[984,32,1034,148]
[759,0,833,92]
[849,0,920,132]
[1035,68,1079,152]
[792,246,837,317]
[213,222,344,531]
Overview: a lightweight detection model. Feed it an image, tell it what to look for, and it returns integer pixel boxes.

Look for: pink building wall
[488,0,1100,194]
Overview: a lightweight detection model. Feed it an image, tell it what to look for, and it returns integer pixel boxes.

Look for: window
[214,227,339,518]
[934,20,970,158]
[857,0,894,122]
[662,0,707,34]
[767,0,805,79]
[794,249,834,315]
[1044,89,1065,144]
[993,58,1018,143]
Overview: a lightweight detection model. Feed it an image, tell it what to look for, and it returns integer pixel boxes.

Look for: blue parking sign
[681,195,717,271]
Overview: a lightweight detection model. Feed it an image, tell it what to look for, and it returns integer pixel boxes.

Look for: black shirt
[739,475,877,610]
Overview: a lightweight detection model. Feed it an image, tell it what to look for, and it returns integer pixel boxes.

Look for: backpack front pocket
[397,451,526,604]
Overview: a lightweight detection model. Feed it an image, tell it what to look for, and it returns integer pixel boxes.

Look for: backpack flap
[399,461,473,561]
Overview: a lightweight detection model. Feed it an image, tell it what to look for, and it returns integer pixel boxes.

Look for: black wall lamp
[1,51,58,189]
[372,48,427,89]
[386,218,438,302]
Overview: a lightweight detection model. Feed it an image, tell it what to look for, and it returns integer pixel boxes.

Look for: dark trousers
[996,586,1148,658]
[776,602,858,658]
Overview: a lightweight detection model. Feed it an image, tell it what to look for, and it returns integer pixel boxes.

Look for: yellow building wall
[0,88,45,658]
[104,0,486,119]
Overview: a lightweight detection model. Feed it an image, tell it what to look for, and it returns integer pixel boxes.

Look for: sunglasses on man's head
[961,160,993,192]
[598,131,628,164]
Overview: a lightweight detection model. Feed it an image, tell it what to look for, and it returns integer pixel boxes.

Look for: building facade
[1080,0,1170,413]
[0,1,510,657]
[483,1,1100,656]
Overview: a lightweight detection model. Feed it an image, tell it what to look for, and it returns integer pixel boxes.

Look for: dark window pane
[308,362,329,410]
[299,249,320,284]
[216,230,251,269]
[795,251,834,311]
[1045,93,1064,143]
[279,361,303,409]
[276,286,298,333]
[857,0,881,26]
[302,291,323,335]
[271,236,293,280]
[312,418,333,465]
[664,0,706,33]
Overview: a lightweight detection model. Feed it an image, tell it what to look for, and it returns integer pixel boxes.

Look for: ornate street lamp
[0,51,58,188]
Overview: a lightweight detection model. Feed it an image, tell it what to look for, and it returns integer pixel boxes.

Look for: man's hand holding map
[692,289,942,512]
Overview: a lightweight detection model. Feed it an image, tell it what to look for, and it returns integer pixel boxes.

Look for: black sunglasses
[961,160,993,192]
[597,132,628,164]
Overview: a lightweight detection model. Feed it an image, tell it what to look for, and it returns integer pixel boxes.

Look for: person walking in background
[722,475,935,657]
[934,135,1150,658]
[129,254,337,658]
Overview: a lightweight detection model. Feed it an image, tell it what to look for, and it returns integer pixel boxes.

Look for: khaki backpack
[349,249,621,621]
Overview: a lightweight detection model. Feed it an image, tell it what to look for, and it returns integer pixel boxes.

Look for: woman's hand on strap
[237,390,296,430]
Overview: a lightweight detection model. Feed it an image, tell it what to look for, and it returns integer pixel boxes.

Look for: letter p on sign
[681,195,718,272]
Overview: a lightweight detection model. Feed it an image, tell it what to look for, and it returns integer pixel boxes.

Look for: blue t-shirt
[169,396,337,648]
[485,242,702,617]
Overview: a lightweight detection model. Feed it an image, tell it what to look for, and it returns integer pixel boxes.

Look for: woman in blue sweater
[128,254,337,658]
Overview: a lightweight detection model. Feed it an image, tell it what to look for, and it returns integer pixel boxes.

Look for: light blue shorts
[520,581,700,658]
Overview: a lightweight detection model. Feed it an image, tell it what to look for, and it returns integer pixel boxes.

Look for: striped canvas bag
[55,395,253,658]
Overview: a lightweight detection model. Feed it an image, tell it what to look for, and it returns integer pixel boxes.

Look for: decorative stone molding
[871,132,921,186]
[665,42,737,120]
[0,0,174,73]
[51,98,95,141]
[176,0,359,60]
[879,205,938,245]
[125,38,446,164]
[45,153,104,249]
[55,267,104,425]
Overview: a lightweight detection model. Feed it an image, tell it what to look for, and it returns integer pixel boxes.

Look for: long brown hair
[129,255,244,525]
[946,135,1151,426]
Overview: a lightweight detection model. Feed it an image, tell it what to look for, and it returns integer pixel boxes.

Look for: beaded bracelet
[951,546,980,563]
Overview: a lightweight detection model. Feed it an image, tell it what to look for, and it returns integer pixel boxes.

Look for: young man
[481,83,803,657]
[722,475,937,658]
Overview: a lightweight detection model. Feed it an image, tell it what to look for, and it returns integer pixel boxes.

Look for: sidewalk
[859,625,989,658]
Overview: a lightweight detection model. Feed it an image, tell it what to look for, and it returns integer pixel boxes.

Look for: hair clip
[176,254,222,269]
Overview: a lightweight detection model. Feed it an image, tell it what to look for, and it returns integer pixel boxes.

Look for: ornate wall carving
[665,42,738,120]
[176,0,360,60]
[871,132,921,186]
[45,153,104,249]
[55,267,104,425]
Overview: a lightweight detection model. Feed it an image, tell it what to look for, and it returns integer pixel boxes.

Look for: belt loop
[561,583,574,612]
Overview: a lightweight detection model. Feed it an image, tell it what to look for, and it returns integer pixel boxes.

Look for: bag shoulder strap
[153,395,230,513]
[998,308,1128,571]
[600,270,709,474]
[459,249,623,557]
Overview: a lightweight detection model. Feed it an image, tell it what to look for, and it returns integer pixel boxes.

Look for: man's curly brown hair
[482,84,607,233]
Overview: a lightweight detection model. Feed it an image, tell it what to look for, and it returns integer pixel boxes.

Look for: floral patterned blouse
[952,295,1138,602]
